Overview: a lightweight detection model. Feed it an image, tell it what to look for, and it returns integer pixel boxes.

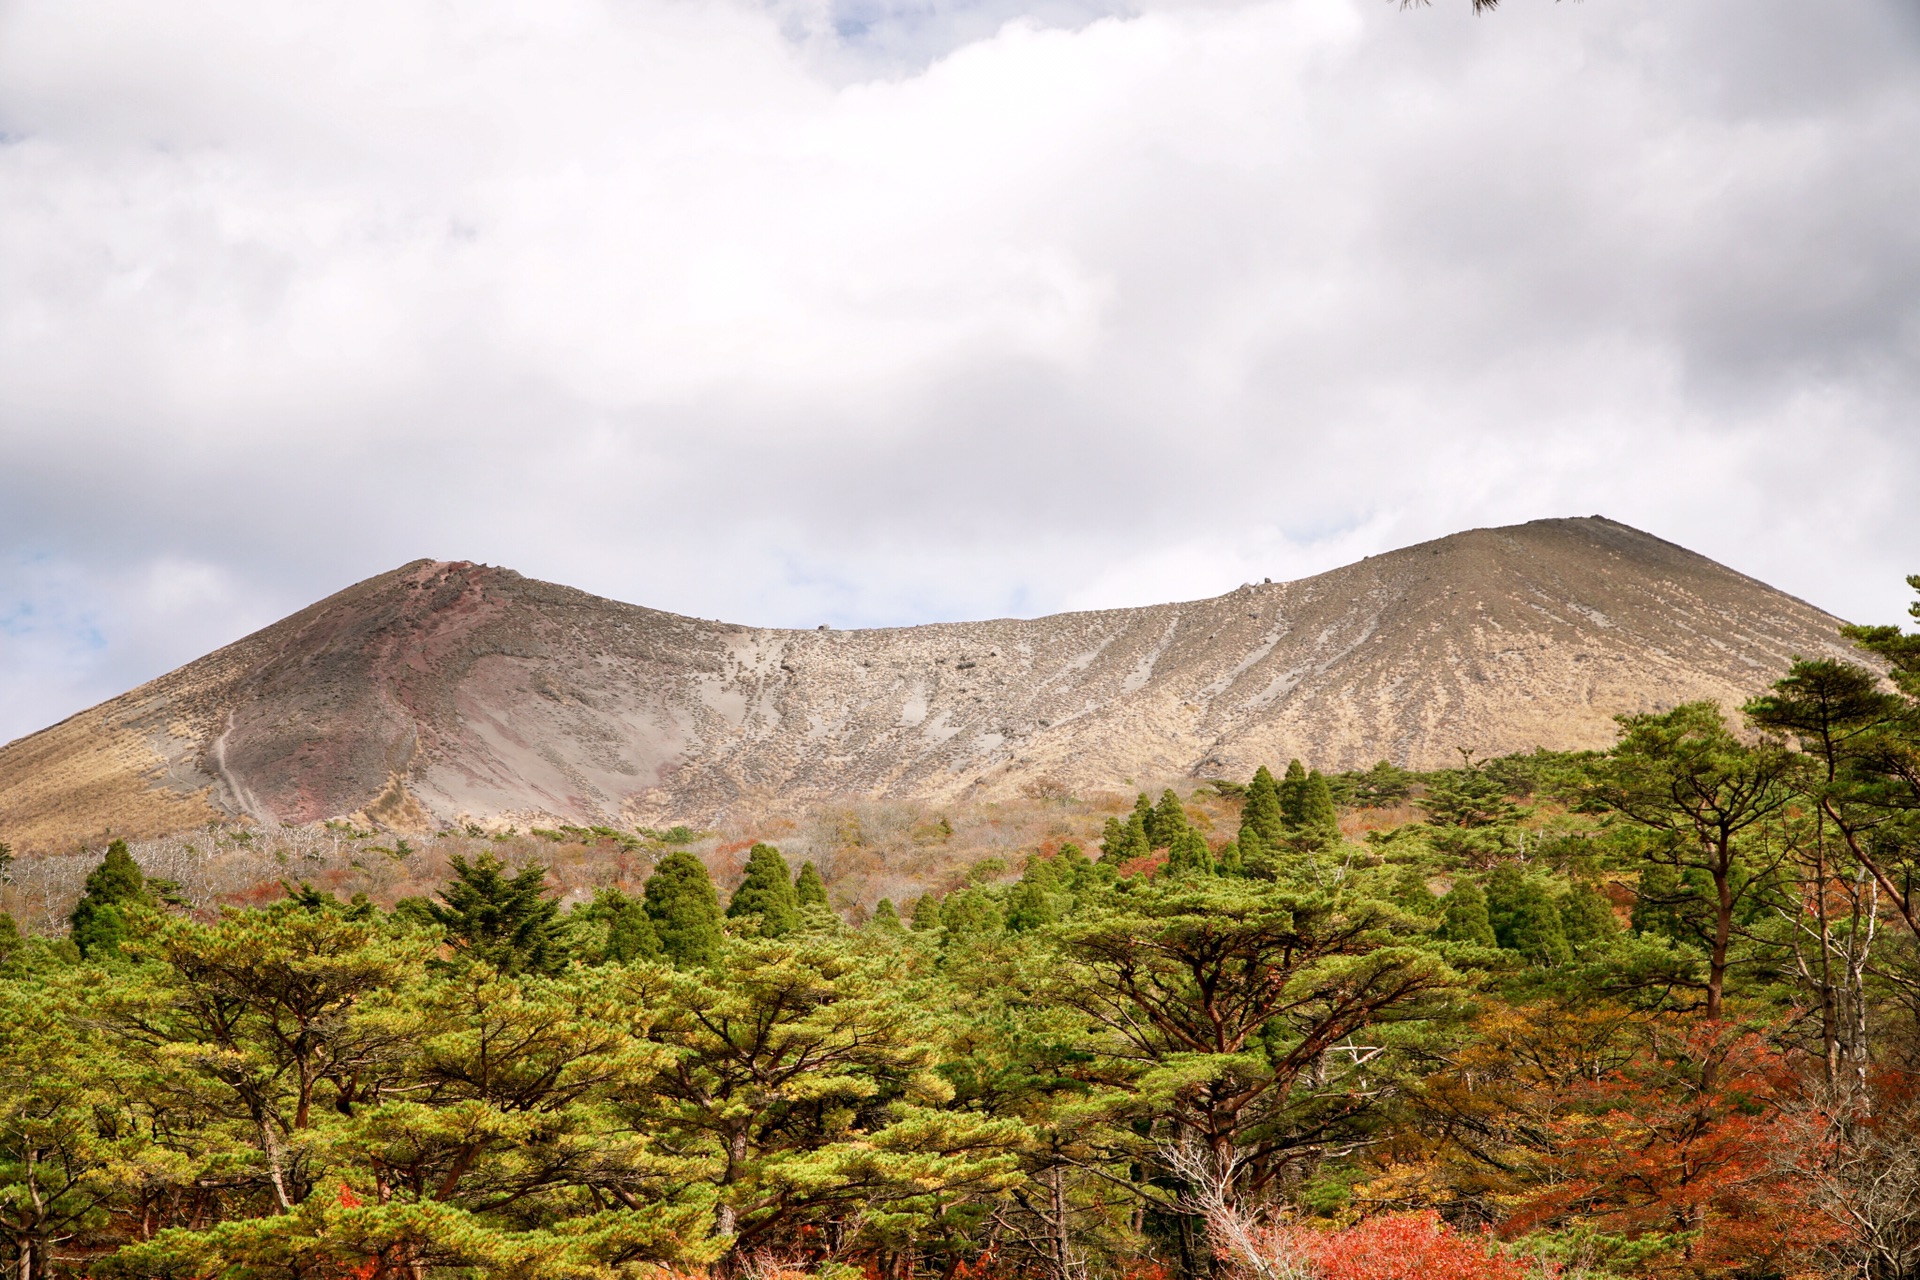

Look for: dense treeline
[7,589,1920,1279]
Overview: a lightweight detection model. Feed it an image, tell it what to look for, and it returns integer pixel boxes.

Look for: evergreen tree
[0,910,20,968]
[794,861,830,911]
[572,888,661,964]
[1349,760,1415,808]
[940,887,1004,936]
[427,853,567,975]
[910,892,944,931]
[1485,865,1571,966]
[1423,759,1524,829]
[1438,879,1496,947]
[645,851,724,967]
[1278,760,1311,828]
[1239,765,1285,850]
[726,843,798,937]
[69,839,150,960]
[1214,839,1244,876]
[1147,790,1189,849]
[1163,828,1214,879]
[1099,811,1151,865]
[1299,770,1340,833]
[1005,879,1059,932]
[1054,842,1095,890]
[1130,792,1156,836]
[1593,702,1793,1019]
[1559,882,1620,956]
[1391,864,1442,916]
[869,898,904,933]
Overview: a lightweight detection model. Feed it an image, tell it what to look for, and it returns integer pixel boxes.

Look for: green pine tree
[1147,790,1189,849]
[69,839,150,960]
[1054,842,1094,889]
[571,887,661,964]
[1163,828,1214,879]
[910,892,944,931]
[869,898,904,933]
[1559,881,1620,956]
[727,843,799,937]
[1099,811,1151,865]
[1485,865,1572,966]
[939,887,1003,936]
[1438,879,1496,947]
[1130,793,1156,844]
[794,861,830,911]
[1005,879,1060,932]
[427,853,567,975]
[645,851,724,967]
[0,909,20,968]
[1239,766,1285,850]
[1300,770,1339,832]
[1278,760,1312,828]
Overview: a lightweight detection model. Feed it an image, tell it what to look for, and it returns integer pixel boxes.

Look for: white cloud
[2,0,1918,743]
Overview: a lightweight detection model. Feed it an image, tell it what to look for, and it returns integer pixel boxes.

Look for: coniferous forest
[7,592,1920,1278]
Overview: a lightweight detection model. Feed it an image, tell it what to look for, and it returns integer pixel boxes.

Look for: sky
[2,0,1918,745]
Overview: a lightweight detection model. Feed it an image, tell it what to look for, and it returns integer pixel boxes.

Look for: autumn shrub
[1223,1212,1554,1280]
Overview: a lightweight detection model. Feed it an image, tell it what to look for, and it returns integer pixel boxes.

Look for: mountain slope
[0,517,1862,848]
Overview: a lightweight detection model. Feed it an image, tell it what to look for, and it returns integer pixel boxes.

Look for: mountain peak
[0,518,1858,849]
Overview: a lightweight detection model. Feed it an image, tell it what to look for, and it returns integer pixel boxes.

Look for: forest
[5,589,1920,1279]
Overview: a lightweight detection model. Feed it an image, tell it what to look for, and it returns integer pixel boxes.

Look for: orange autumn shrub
[1222,1212,1554,1280]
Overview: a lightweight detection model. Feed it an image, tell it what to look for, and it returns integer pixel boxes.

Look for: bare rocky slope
[0,517,1864,849]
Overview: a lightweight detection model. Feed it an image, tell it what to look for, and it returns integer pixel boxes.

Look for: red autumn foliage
[1241,1212,1552,1280]
[1508,1022,1836,1276]
[1118,850,1168,879]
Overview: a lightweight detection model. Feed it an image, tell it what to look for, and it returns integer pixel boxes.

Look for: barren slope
[0,517,1862,848]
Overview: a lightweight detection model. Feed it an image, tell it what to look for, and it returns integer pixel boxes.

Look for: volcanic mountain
[0,517,1865,849]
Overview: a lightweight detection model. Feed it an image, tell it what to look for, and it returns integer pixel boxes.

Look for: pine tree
[940,887,1004,936]
[69,839,150,959]
[427,853,567,975]
[1240,766,1285,850]
[1050,841,1102,895]
[1099,811,1151,865]
[1300,771,1339,833]
[1005,879,1059,932]
[1439,880,1496,947]
[1163,828,1214,879]
[1485,865,1571,965]
[869,898,904,933]
[911,892,944,931]
[1130,793,1156,844]
[1287,769,1343,854]
[1559,882,1620,956]
[645,851,724,967]
[794,861,830,910]
[572,888,660,964]
[1148,790,1189,849]
[1278,760,1312,829]
[1214,840,1244,876]
[727,843,798,937]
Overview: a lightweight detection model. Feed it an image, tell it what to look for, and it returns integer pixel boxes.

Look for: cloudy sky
[2,0,1918,744]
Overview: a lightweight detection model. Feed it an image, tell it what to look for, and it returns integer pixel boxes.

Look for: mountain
[0,516,1864,849]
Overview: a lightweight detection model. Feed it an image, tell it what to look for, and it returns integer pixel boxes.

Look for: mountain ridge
[0,516,1863,850]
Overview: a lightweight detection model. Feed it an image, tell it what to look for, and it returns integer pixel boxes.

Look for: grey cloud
[2,0,1918,746]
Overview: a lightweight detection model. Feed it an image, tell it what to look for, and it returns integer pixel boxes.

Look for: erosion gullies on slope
[0,516,1864,849]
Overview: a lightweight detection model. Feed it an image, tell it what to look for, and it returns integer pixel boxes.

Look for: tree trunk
[1047,1164,1071,1280]
[1707,838,1735,1024]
